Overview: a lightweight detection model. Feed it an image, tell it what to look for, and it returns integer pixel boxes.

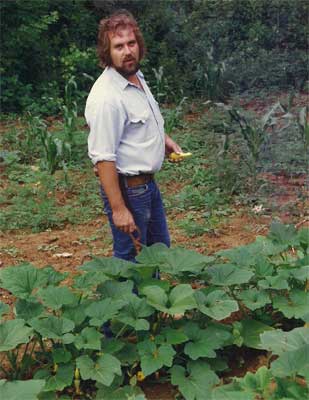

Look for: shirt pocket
[126,108,153,140]
[128,109,150,125]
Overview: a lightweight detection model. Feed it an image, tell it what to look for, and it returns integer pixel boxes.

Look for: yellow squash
[168,152,192,161]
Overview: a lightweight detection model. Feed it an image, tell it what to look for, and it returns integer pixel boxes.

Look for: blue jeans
[100,180,170,261]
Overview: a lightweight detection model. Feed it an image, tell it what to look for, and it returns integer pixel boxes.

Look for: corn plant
[20,114,42,162]
[162,97,187,135]
[216,103,283,190]
[39,124,71,176]
[297,106,309,154]
[152,66,170,103]
[62,75,78,145]
[204,46,228,100]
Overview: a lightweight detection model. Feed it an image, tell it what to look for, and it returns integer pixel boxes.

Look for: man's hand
[165,134,183,162]
[112,207,137,233]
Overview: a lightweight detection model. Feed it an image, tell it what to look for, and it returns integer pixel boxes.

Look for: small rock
[53,252,73,258]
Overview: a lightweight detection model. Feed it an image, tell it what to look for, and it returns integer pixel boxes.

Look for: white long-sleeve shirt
[85,67,165,176]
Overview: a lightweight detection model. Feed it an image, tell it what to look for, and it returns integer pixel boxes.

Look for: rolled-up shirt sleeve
[86,100,126,165]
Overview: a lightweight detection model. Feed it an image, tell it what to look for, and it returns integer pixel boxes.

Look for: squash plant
[0,222,308,399]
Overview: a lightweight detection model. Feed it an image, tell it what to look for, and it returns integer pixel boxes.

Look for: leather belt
[119,173,154,188]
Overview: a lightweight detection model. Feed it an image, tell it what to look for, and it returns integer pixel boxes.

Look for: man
[85,10,181,261]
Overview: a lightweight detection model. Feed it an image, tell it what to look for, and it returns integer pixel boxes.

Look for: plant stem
[19,341,30,379]
[0,355,8,378]
[38,335,46,354]
[115,324,127,339]
[7,350,18,379]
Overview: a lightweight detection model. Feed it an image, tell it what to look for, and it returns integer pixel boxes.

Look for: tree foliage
[1,0,308,113]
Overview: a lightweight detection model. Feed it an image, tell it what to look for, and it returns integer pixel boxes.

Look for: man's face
[109,27,140,78]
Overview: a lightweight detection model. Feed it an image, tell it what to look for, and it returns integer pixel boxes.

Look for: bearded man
[85,10,181,261]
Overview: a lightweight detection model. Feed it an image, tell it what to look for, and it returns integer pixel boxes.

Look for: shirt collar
[106,66,144,90]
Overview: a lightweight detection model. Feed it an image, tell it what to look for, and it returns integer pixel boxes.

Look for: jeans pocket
[127,184,148,197]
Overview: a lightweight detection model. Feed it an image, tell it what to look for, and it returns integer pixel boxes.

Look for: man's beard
[114,58,140,79]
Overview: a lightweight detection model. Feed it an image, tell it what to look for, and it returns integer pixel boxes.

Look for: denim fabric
[100,180,170,261]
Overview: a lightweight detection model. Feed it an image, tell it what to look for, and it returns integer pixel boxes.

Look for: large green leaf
[250,235,289,256]
[217,236,286,260]
[268,221,298,247]
[211,384,255,400]
[206,264,254,286]
[74,327,103,350]
[272,289,309,321]
[275,376,309,399]
[239,288,270,311]
[86,298,125,326]
[234,319,273,350]
[80,257,134,278]
[271,345,309,378]
[101,338,125,354]
[76,354,121,386]
[195,289,239,320]
[36,286,77,310]
[260,327,309,355]
[291,265,309,282]
[30,316,74,341]
[73,270,109,290]
[97,280,135,301]
[52,348,72,364]
[156,327,188,345]
[142,284,197,315]
[116,295,154,331]
[44,363,74,391]
[135,242,169,265]
[41,266,68,286]
[137,339,175,377]
[96,384,146,400]
[260,326,309,377]
[237,366,272,397]
[184,322,230,360]
[298,227,309,252]
[114,342,138,365]
[0,379,45,400]
[210,367,271,400]
[216,245,259,267]
[0,319,33,351]
[138,278,170,293]
[157,247,214,276]
[62,301,90,326]
[15,299,44,321]
[253,258,274,278]
[171,361,219,400]
[0,263,49,299]
[258,275,289,290]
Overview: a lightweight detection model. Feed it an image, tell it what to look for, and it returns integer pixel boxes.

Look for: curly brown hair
[97,10,145,68]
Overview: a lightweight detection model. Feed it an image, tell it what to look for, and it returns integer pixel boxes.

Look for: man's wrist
[111,202,127,213]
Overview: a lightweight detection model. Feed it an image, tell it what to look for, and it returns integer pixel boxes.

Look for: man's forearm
[96,161,125,212]
[96,161,136,233]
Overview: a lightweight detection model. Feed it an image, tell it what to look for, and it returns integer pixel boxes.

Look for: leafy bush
[0,222,308,398]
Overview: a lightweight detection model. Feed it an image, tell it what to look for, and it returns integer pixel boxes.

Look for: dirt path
[0,212,270,272]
